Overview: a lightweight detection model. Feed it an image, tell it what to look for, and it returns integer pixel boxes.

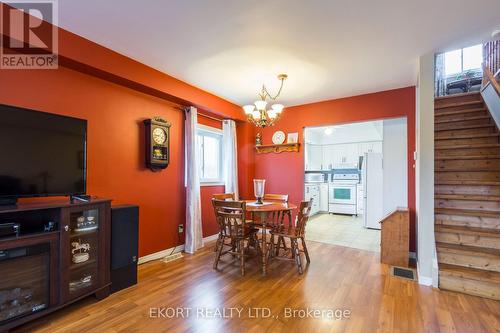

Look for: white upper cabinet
[317,141,383,169]
[305,144,323,171]
[322,145,335,170]
[360,141,382,154]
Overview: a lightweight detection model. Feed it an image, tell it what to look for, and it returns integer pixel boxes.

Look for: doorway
[303,118,408,252]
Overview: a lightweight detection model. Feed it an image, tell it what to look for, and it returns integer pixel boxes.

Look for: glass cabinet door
[67,209,99,297]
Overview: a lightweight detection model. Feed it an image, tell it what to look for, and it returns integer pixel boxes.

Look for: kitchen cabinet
[320,141,383,169]
[321,145,335,170]
[360,142,382,154]
[328,143,360,167]
[305,144,323,171]
[320,184,329,212]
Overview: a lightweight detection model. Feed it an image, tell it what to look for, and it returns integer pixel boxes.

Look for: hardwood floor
[14,241,500,333]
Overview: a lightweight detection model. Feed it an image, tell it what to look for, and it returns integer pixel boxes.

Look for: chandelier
[242,74,287,128]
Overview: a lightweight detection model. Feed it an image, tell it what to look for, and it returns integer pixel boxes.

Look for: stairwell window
[444,44,483,76]
[197,124,223,185]
[436,44,484,97]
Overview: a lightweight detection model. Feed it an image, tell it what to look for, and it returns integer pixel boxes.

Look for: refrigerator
[363,152,383,229]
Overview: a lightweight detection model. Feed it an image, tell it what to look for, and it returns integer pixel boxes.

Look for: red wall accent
[200,186,224,237]
[237,122,256,199]
[254,87,417,251]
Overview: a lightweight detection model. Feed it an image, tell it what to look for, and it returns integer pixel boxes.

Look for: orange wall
[237,122,256,199]
[0,67,249,255]
[0,68,188,256]
[254,87,417,251]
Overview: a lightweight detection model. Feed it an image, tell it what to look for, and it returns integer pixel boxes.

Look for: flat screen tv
[0,104,87,200]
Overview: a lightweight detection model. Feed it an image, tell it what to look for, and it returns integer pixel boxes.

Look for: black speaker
[110,205,139,293]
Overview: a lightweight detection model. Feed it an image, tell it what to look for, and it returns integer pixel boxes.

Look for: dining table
[244,200,297,276]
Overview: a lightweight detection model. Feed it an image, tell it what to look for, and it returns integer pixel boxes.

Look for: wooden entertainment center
[0,198,111,332]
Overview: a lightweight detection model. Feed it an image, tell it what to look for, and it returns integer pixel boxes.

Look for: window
[444,44,483,76]
[197,125,223,185]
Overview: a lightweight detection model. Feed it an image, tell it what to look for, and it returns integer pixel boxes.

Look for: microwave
[304,173,325,183]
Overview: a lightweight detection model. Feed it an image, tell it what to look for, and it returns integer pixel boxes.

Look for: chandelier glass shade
[243,74,287,128]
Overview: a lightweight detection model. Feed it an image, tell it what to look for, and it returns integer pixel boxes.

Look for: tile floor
[305,213,380,252]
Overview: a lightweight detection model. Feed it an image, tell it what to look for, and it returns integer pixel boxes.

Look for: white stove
[329,173,360,215]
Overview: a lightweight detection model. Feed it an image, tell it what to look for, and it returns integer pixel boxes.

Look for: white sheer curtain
[185,106,203,253]
[222,119,239,199]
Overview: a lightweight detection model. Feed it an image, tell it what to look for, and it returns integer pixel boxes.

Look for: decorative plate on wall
[272,131,286,144]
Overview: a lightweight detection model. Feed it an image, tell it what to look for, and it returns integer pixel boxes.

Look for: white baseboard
[417,263,433,286]
[203,233,220,243]
[138,233,219,265]
[138,244,185,265]
[432,256,439,288]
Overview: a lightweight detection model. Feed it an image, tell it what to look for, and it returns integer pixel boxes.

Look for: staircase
[434,91,500,300]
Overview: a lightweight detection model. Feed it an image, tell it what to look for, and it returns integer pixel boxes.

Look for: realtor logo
[0,0,58,69]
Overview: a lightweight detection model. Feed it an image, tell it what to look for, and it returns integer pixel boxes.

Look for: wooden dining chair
[258,194,292,255]
[212,199,260,276]
[252,194,291,228]
[269,200,313,274]
[213,193,235,201]
[212,193,235,252]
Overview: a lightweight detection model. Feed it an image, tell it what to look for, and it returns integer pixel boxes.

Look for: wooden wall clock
[144,117,171,170]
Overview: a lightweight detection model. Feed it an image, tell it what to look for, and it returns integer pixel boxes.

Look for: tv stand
[0,197,17,206]
[0,198,112,332]
[70,194,91,204]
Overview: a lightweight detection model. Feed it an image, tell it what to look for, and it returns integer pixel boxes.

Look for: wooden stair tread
[435,133,500,140]
[439,263,500,283]
[435,143,500,150]
[434,115,491,124]
[436,242,500,256]
[435,154,500,160]
[435,108,487,117]
[435,100,484,110]
[435,180,500,186]
[435,124,494,132]
[435,92,480,101]
[434,94,500,300]
[435,224,500,237]
[435,194,500,201]
[435,208,500,217]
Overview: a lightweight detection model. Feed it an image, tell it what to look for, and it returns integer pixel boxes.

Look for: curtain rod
[198,112,224,122]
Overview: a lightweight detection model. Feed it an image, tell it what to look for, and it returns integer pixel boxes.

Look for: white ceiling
[305,121,383,145]
[51,0,500,106]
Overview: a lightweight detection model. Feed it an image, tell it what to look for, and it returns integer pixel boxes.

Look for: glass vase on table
[253,179,266,205]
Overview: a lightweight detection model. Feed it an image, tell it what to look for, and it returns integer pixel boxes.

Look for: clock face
[152,127,166,144]
[272,131,286,144]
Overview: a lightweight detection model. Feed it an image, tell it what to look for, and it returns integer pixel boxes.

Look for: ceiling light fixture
[242,74,287,128]
[324,128,333,135]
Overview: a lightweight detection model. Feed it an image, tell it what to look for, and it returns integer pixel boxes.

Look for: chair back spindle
[295,200,313,236]
[212,199,246,238]
[263,194,290,227]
